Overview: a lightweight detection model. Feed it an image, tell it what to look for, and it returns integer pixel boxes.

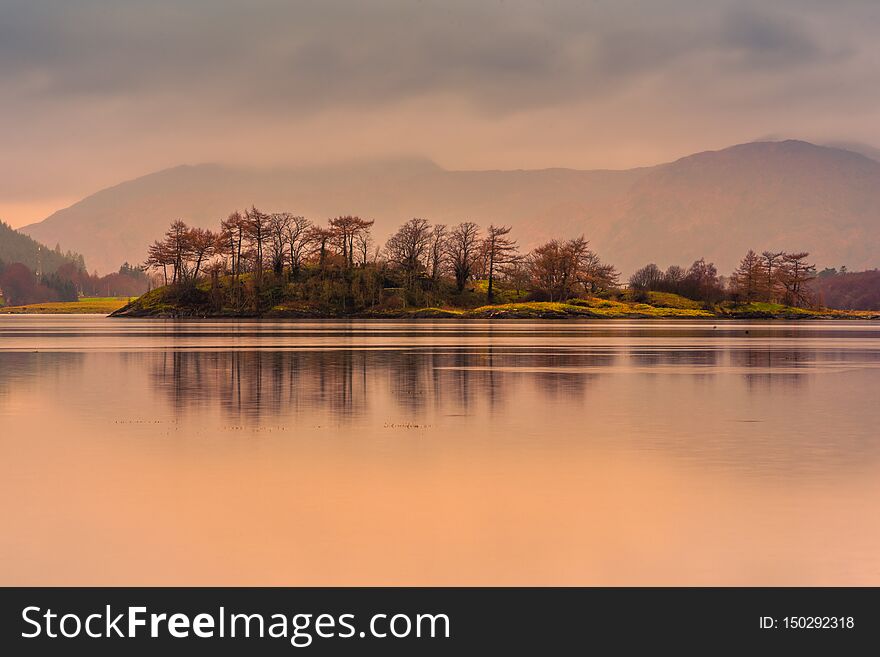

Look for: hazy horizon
[3,0,880,227]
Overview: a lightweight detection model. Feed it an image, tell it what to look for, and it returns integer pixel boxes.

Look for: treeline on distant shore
[812,268,880,310]
[138,207,877,313]
[0,220,83,275]
[0,220,151,306]
[627,253,879,310]
[629,250,817,307]
[0,261,149,307]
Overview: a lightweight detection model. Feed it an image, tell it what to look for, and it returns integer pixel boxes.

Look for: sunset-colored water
[1,316,879,585]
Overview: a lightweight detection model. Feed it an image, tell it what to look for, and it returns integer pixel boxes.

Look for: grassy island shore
[110,282,877,320]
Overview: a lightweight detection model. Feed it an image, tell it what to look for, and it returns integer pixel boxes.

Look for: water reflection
[145,347,618,419]
[2,317,880,585]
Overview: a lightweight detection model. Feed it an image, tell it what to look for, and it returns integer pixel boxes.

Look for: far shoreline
[110,300,879,321]
[3,294,876,320]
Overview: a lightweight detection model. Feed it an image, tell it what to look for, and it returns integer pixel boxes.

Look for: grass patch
[619,290,705,309]
[720,301,878,319]
[470,280,530,304]
[465,300,713,318]
[404,307,465,318]
[468,301,591,318]
[0,297,130,314]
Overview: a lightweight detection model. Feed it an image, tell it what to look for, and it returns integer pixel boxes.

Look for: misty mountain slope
[21,160,648,274]
[20,140,880,275]
[603,140,880,273]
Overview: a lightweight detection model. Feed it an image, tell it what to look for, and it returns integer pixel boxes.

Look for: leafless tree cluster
[629,258,725,303]
[527,236,619,301]
[146,209,375,287]
[145,210,621,309]
[382,220,617,298]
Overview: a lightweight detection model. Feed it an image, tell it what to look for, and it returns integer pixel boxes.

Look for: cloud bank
[2,0,878,225]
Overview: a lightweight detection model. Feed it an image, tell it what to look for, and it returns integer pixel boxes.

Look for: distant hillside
[600,140,880,276]
[20,141,880,275]
[0,220,83,274]
[811,269,880,310]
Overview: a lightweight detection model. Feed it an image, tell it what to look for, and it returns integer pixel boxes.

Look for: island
[94,211,877,320]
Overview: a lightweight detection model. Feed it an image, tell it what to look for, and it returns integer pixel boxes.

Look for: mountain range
[18,140,880,276]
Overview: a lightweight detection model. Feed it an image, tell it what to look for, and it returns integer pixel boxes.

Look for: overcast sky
[2,0,879,226]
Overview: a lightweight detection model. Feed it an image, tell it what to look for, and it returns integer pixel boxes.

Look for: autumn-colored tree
[681,258,723,302]
[527,240,568,300]
[164,220,194,284]
[309,226,336,268]
[482,225,518,302]
[188,228,218,282]
[565,236,618,294]
[146,239,175,286]
[731,249,763,301]
[144,221,215,286]
[329,216,374,267]
[0,262,55,305]
[527,237,615,300]
[779,251,816,307]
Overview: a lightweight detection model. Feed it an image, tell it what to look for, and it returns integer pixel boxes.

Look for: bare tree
[268,213,291,275]
[243,206,271,282]
[384,218,432,282]
[354,229,374,266]
[446,222,481,292]
[779,251,816,307]
[663,265,686,293]
[220,212,246,283]
[628,263,664,291]
[427,223,448,283]
[283,215,313,275]
[760,250,785,301]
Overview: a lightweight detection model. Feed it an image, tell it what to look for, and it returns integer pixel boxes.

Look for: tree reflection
[148,347,617,421]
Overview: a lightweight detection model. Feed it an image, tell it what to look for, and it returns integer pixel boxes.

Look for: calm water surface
[1,316,879,585]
